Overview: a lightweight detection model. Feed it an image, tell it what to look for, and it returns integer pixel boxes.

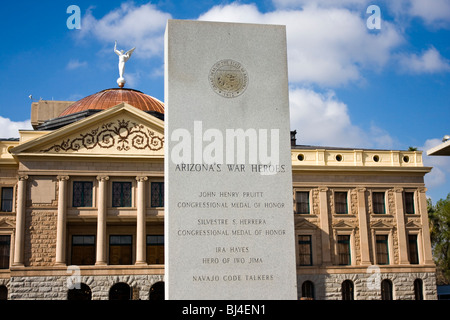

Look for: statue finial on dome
[114,41,135,88]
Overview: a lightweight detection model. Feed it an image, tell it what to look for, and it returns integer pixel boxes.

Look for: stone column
[394,188,409,264]
[418,187,434,264]
[13,175,28,267]
[318,187,332,265]
[135,176,148,265]
[356,188,371,265]
[96,175,109,265]
[55,175,69,266]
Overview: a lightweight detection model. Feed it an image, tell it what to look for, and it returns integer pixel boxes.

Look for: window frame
[72,181,94,208]
[408,234,420,265]
[372,191,386,214]
[111,181,133,208]
[146,234,165,264]
[341,280,354,300]
[0,234,11,269]
[375,234,390,265]
[337,235,351,266]
[150,182,164,208]
[109,235,133,265]
[404,191,416,215]
[295,190,310,215]
[381,279,393,300]
[414,278,424,300]
[334,191,349,214]
[1,187,14,212]
[301,281,315,300]
[70,235,96,265]
[298,235,313,266]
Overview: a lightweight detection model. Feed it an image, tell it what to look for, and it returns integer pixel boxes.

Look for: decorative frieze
[41,119,164,153]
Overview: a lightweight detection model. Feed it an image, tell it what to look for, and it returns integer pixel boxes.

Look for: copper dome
[59,88,164,117]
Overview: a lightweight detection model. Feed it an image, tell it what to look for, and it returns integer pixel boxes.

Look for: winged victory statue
[114,41,135,87]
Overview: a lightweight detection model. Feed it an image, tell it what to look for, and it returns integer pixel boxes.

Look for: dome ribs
[58,88,165,117]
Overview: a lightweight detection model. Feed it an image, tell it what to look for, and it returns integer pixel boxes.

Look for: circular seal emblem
[209,59,248,98]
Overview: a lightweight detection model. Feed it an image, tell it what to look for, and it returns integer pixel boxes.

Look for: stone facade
[5,274,163,300]
[297,271,437,300]
[0,103,437,300]
[25,210,57,266]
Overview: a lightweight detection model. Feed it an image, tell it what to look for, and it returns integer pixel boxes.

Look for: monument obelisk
[164,20,297,300]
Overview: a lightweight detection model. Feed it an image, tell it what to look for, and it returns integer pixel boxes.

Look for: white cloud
[368,124,395,148]
[198,3,404,87]
[272,0,370,9]
[289,87,395,148]
[122,71,140,87]
[387,0,450,29]
[407,0,450,27]
[66,59,88,70]
[0,117,32,139]
[79,2,172,58]
[397,47,450,74]
[284,0,450,28]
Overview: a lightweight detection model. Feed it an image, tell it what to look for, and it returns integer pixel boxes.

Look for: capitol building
[0,86,437,300]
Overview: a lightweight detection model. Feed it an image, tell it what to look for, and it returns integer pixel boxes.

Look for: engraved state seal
[209,59,248,98]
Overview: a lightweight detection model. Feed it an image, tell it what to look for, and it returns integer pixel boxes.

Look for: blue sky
[0,0,449,202]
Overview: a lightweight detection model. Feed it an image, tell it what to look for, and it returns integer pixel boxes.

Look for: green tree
[428,194,450,284]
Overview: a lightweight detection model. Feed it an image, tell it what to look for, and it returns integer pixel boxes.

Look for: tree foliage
[428,193,450,285]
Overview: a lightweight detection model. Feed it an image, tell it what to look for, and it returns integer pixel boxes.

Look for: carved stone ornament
[41,119,164,153]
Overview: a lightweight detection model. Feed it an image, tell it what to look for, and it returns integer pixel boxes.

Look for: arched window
[381,279,393,300]
[109,282,131,300]
[301,281,315,300]
[149,281,165,300]
[414,279,423,300]
[68,283,92,300]
[341,280,354,300]
[0,285,7,300]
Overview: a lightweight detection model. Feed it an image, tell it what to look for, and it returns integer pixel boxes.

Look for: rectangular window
[372,192,386,214]
[151,182,164,208]
[0,235,11,269]
[404,192,415,214]
[408,235,419,264]
[112,182,132,207]
[72,182,93,207]
[335,192,348,214]
[1,187,13,212]
[109,235,132,265]
[337,235,351,265]
[298,235,312,266]
[296,191,310,214]
[376,235,389,265]
[71,235,95,265]
[146,235,164,264]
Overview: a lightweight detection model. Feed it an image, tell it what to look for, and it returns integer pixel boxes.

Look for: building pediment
[295,219,318,230]
[10,103,164,159]
[370,220,394,229]
[333,220,356,229]
[405,220,422,229]
[0,218,15,229]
